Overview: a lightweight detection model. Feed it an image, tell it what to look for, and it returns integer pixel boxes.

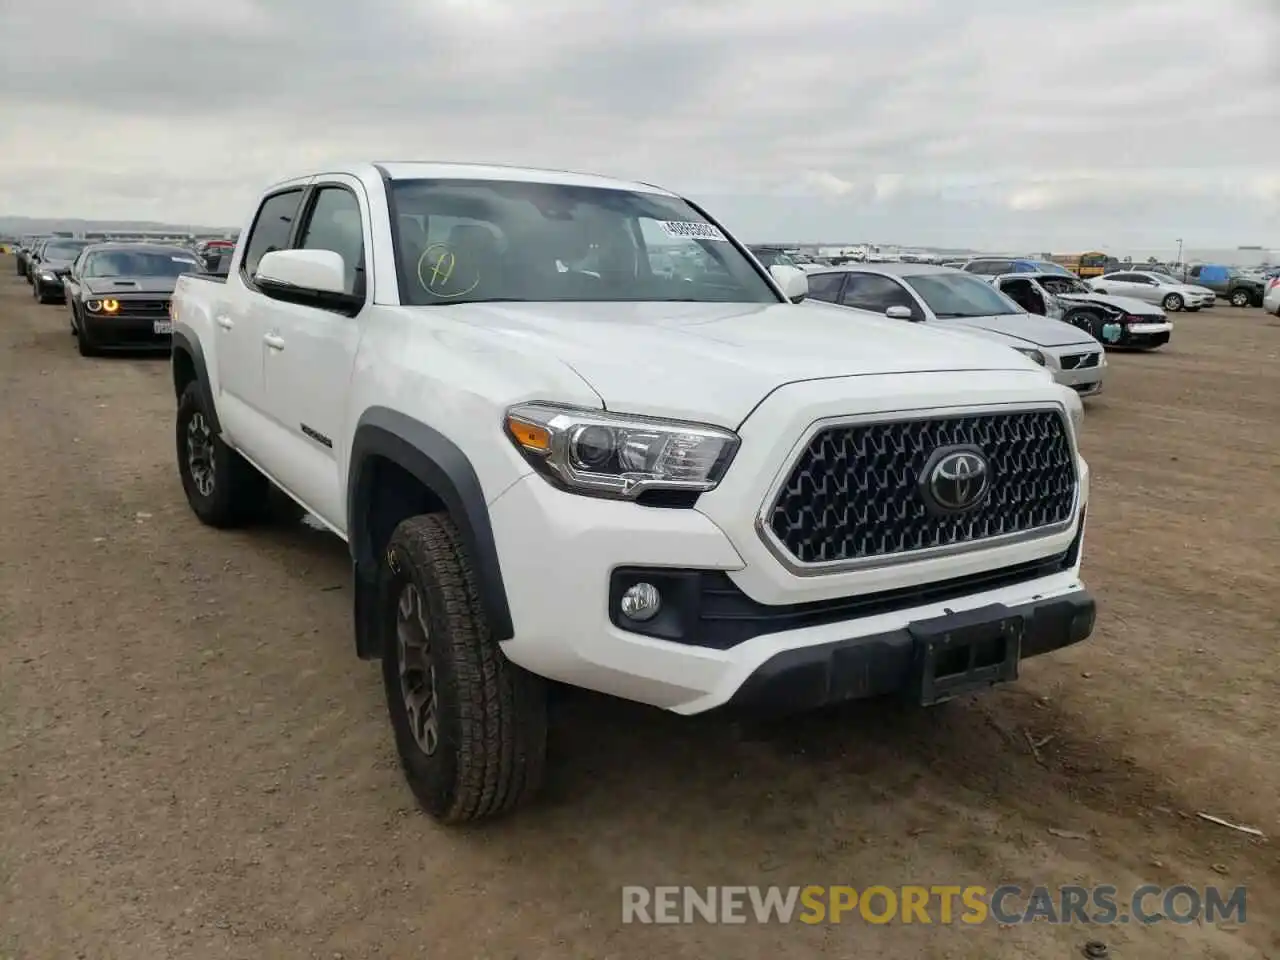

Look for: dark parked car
[197,239,236,270]
[1184,264,1266,307]
[20,238,51,282]
[29,238,92,303]
[15,236,46,277]
[63,243,206,356]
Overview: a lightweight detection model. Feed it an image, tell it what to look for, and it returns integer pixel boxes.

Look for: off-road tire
[175,381,270,527]
[1162,293,1183,312]
[380,513,548,823]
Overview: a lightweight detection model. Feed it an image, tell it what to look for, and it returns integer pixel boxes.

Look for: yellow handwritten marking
[416,243,480,299]
[430,250,455,286]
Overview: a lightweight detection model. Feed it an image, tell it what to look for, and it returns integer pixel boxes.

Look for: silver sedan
[1088,271,1215,311]
[803,263,1107,396]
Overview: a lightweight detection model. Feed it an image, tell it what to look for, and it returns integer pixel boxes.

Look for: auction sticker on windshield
[659,220,728,242]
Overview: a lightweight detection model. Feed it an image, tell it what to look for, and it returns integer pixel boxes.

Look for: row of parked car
[741,255,1196,399]
[12,234,217,355]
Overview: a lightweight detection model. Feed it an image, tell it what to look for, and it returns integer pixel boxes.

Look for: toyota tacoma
[168,162,1096,823]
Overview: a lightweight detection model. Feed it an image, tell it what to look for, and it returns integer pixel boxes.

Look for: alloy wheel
[396,583,440,756]
[186,411,216,497]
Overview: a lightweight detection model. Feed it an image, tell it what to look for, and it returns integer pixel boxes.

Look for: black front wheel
[1064,309,1103,340]
[175,382,270,527]
[380,513,548,824]
[75,319,101,357]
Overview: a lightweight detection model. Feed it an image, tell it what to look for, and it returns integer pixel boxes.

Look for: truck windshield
[904,272,1022,317]
[84,250,204,277]
[389,179,779,306]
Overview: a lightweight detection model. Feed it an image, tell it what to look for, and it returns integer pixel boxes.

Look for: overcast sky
[1,0,1277,251]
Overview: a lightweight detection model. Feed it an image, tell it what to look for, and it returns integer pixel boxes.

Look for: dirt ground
[0,256,1276,960]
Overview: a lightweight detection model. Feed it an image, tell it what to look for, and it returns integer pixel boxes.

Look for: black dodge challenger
[64,243,207,357]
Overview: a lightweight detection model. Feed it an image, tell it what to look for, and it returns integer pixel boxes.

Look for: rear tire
[1230,289,1251,307]
[380,513,548,823]
[175,381,270,527]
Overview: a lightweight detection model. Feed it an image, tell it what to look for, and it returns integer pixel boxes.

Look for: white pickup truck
[168,162,1096,823]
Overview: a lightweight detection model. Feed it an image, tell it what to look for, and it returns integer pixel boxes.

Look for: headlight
[1013,347,1046,366]
[504,402,740,500]
[40,272,56,281]
[85,299,102,312]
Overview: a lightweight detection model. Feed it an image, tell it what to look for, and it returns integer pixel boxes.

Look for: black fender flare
[170,330,221,434]
[347,407,514,651]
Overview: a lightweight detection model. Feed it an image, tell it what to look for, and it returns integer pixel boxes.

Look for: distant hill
[0,215,237,239]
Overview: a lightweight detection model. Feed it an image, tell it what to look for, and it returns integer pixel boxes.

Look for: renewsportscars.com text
[621,884,1247,926]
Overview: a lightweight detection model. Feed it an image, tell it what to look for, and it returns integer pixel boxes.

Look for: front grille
[1060,352,1101,369]
[115,298,169,316]
[766,409,1076,567]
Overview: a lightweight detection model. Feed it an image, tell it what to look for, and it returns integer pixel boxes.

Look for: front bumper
[82,313,173,349]
[1048,357,1105,394]
[725,588,1095,713]
[34,274,68,298]
[489,458,1092,715]
[1120,321,1172,348]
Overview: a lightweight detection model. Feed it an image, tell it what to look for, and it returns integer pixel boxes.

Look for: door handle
[263,333,285,350]
[215,315,234,330]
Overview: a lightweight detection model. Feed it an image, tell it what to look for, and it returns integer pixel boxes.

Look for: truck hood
[443,300,1042,428]
[1057,291,1162,316]
[940,313,1098,348]
[83,276,182,296]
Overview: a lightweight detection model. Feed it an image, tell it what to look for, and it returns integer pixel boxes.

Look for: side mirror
[256,248,347,293]
[885,305,914,320]
[770,264,809,303]
[254,249,361,314]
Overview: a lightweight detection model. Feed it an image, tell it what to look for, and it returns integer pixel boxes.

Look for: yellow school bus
[1076,251,1109,278]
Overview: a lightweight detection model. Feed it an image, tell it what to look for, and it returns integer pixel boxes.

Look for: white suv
[168,162,1096,823]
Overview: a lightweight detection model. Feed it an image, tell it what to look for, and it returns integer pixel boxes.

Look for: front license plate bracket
[908,604,1024,706]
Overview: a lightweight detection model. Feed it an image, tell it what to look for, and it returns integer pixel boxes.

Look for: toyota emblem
[921,446,991,513]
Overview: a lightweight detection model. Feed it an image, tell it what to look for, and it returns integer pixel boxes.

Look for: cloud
[0,0,1277,251]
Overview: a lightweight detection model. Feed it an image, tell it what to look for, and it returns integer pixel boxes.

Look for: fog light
[619,582,661,622]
